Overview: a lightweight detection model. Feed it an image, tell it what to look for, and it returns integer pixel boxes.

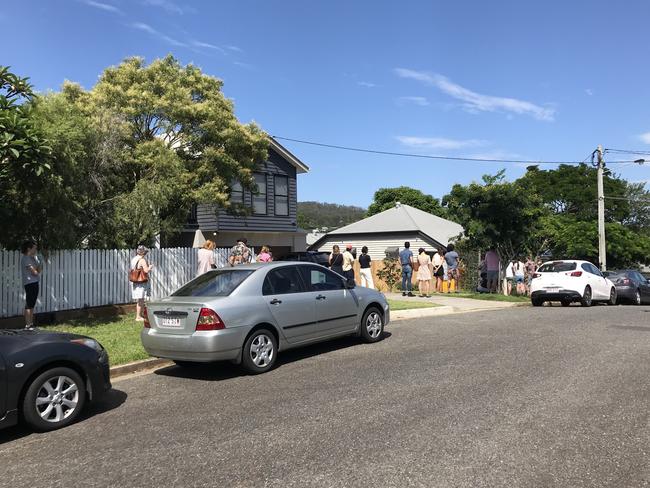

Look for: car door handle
[316,295,327,300]
[270,299,282,305]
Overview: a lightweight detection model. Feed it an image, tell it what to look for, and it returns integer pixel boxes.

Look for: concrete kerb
[109,302,527,378]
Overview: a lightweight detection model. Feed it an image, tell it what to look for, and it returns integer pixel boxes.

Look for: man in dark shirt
[399,242,414,296]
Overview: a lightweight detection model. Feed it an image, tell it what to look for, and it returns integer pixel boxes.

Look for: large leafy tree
[442,170,544,263]
[367,186,445,217]
[0,66,55,249]
[297,201,366,230]
[85,55,268,247]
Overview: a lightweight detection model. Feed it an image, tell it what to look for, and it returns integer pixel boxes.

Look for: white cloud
[357,81,377,88]
[81,0,123,14]
[141,0,194,15]
[131,22,187,47]
[396,136,488,151]
[226,45,243,53]
[397,96,429,106]
[233,61,255,70]
[585,88,594,96]
[394,68,555,121]
[191,40,225,54]
[639,132,650,144]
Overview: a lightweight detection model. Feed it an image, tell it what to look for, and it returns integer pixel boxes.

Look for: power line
[604,148,650,156]
[603,195,650,204]
[272,136,642,165]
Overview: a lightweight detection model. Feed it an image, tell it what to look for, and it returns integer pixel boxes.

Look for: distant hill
[297,201,366,231]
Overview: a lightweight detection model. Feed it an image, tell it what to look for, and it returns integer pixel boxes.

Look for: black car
[277,251,330,267]
[603,269,650,305]
[0,329,111,431]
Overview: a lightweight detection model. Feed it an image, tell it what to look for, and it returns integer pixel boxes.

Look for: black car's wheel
[531,297,543,307]
[242,329,277,374]
[633,289,642,305]
[360,307,384,343]
[561,299,571,307]
[580,286,592,307]
[607,288,617,306]
[22,367,86,432]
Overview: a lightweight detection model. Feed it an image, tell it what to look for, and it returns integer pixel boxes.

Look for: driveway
[2,306,649,487]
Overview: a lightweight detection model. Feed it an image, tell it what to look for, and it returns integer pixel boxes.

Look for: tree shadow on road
[154,332,393,382]
[0,388,127,445]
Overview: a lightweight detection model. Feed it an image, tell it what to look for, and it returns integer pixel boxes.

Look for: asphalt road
[2,305,649,488]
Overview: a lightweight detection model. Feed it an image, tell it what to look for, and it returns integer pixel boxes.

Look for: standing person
[131,245,153,322]
[524,256,537,295]
[196,240,216,276]
[484,246,500,293]
[399,241,415,297]
[257,245,273,263]
[342,244,356,284]
[329,245,344,275]
[228,238,251,266]
[416,248,432,297]
[444,243,460,293]
[358,246,374,289]
[21,240,41,329]
[504,259,515,295]
[513,258,526,295]
[432,248,445,293]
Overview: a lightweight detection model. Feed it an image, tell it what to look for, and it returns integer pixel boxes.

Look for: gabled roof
[269,137,309,174]
[322,203,464,247]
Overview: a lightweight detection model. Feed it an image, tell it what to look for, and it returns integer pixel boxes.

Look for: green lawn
[387,299,442,311]
[43,315,148,366]
[442,292,530,303]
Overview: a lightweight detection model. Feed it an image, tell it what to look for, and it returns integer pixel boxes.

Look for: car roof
[226,261,322,271]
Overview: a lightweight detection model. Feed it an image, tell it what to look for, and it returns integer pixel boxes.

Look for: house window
[231,180,243,204]
[252,173,267,215]
[274,175,289,216]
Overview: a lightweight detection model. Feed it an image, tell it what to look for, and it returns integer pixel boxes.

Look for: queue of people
[399,242,462,298]
[479,247,543,296]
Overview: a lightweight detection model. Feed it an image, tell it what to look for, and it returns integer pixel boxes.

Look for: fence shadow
[155,332,393,382]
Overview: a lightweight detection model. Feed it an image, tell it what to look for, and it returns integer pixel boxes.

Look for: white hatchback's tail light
[196,308,225,331]
[568,271,583,277]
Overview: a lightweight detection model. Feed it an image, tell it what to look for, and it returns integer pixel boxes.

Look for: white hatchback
[530,260,617,307]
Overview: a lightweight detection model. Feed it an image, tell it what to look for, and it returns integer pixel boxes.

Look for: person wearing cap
[131,245,153,322]
[342,244,356,284]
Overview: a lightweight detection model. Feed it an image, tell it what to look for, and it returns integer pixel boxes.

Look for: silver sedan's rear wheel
[22,367,86,431]
[360,308,384,343]
[242,329,277,374]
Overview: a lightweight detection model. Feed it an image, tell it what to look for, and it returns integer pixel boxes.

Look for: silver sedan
[140,262,390,374]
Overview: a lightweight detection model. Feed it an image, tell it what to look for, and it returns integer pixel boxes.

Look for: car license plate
[161,317,181,328]
[545,287,559,293]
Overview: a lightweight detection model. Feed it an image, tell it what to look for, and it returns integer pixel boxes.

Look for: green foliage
[376,258,402,292]
[367,186,445,217]
[443,171,544,263]
[297,201,366,230]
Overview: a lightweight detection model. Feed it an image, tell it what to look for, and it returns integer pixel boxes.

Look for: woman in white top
[431,249,445,293]
[131,245,154,322]
[197,240,216,276]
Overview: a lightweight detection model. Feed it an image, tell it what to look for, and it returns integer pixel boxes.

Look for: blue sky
[4,0,650,207]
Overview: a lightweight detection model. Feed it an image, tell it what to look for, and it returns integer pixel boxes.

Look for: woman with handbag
[130,245,154,322]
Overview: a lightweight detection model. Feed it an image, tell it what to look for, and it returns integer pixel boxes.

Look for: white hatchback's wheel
[22,367,86,431]
[580,286,592,307]
[242,329,277,374]
[360,308,384,343]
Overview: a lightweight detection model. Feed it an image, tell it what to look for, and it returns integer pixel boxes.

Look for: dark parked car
[603,269,650,305]
[0,329,111,431]
[277,251,330,267]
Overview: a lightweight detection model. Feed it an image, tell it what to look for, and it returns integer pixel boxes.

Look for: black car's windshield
[538,262,577,273]
[172,270,253,297]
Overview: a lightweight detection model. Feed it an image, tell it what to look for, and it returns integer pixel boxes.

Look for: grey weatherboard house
[178,138,310,257]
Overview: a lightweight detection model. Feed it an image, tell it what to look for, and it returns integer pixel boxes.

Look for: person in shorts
[131,245,153,322]
[444,244,460,293]
[484,246,500,293]
[21,240,42,329]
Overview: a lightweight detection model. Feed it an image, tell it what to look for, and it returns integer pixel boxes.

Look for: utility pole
[595,145,606,271]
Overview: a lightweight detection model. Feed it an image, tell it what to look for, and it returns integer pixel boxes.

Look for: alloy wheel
[35,375,79,423]
[250,333,275,368]
[366,311,382,339]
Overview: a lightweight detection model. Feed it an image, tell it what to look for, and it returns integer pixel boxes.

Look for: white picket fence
[0,247,234,318]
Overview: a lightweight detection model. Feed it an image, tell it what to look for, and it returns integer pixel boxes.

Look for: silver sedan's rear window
[538,262,577,273]
[172,270,254,297]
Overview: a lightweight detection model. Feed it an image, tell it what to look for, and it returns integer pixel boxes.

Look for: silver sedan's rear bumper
[141,327,249,362]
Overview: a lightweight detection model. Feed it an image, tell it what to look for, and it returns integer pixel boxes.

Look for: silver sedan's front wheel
[360,307,384,343]
[22,367,86,431]
[242,329,277,374]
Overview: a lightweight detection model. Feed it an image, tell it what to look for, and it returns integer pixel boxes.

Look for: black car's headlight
[71,338,104,353]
